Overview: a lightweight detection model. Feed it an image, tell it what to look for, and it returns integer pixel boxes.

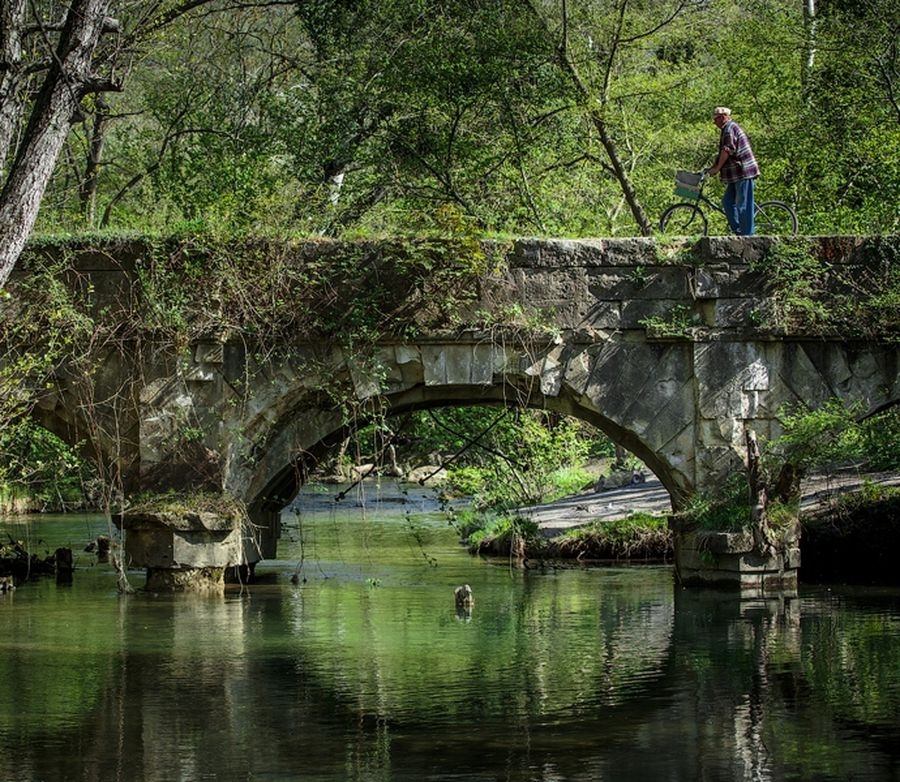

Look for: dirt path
[525,470,900,539]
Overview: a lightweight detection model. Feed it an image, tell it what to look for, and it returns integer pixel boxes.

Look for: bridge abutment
[145,566,226,593]
[113,499,280,593]
[671,517,801,594]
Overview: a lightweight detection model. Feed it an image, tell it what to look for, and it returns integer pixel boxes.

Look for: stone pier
[671,518,802,595]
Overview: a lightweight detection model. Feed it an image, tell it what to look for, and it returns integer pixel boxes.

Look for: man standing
[705,107,759,236]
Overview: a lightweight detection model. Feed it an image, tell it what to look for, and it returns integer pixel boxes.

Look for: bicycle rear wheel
[755,201,798,236]
[659,203,708,235]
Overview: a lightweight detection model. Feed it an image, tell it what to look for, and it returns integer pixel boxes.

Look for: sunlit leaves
[23,0,900,236]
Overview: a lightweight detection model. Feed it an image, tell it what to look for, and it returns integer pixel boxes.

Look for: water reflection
[1,500,899,781]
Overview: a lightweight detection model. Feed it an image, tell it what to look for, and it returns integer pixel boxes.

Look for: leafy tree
[3,0,898,279]
[278,0,579,235]
[519,0,742,235]
[0,0,306,285]
[770,399,900,474]
[800,0,899,232]
[408,406,598,508]
[0,422,90,511]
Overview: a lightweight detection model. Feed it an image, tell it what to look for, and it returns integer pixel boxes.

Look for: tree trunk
[523,0,655,237]
[586,108,654,236]
[79,97,111,226]
[746,430,775,558]
[802,0,817,99]
[0,0,27,175]
[0,0,113,288]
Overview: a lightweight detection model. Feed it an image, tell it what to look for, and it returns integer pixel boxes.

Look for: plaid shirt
[719,120,759,182]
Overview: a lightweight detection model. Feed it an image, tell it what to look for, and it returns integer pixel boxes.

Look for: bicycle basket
[674,170,702,201]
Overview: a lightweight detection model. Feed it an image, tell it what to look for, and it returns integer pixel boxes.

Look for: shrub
[550,513,672,560]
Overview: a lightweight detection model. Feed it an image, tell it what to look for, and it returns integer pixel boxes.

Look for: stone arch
[225,338,702,521]
[24,391,116,475]
[233,379,687,521]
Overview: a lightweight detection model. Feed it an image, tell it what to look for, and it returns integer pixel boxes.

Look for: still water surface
[1,481,898,781]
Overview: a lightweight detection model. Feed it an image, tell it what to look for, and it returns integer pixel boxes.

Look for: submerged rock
[0,538,62,586]
[454,583,474,608]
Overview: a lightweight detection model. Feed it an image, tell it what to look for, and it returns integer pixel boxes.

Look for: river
[1,480,898,781]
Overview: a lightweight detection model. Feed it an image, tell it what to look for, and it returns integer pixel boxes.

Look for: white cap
[713,106,732,116]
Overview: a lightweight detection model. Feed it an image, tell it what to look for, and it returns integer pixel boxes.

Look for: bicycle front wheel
[755,201,798,236]
[659,203,708,235]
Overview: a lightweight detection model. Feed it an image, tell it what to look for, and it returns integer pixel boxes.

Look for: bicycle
[659,170,798,236]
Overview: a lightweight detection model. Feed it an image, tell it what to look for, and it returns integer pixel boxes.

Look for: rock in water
[454,584,474,608]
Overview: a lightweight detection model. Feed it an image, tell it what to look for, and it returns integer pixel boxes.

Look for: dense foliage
[354,405,609,508]
[0,423,90,512]
[409,407,607,505]
[24,0,900,240]
[771,400,900,473]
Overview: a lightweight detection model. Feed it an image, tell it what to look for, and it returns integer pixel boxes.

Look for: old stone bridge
[8,235,900,591]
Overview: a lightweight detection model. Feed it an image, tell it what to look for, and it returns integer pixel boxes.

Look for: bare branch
[618,0,690,45]
[138,0,296,39]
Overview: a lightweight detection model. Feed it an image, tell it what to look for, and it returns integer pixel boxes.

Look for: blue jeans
[723,178,756,236]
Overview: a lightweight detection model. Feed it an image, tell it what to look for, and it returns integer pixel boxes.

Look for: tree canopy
[0,0,897,287]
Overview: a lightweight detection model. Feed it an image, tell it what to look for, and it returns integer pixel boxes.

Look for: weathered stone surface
[112,503,261,585]
[619,298,690,330]
[405,465,448,486]
[117,521,240,570]
[675,530,799,593]
[709,298,761,328]
[145,566,225,593]
[672,512,802,591]
[122,510,235,533]
[422,343,498,386]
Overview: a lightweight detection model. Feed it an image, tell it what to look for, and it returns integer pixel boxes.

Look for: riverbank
[799,478,900,585]
[500,469,900,583]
